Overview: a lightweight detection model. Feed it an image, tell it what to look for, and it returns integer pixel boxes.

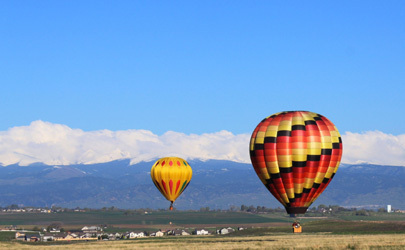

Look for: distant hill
[0,160,403,210]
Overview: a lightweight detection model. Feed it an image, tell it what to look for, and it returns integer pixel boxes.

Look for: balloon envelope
[249,111,343,214]
[151,157,192,210]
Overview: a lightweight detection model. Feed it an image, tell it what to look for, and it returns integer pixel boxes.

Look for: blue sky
[1,1,404,135]
[0,1,404,166]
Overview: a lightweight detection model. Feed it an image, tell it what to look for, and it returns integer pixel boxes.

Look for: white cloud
[0,121,404,167]
[341,131,405,166]
[0,121,251,166]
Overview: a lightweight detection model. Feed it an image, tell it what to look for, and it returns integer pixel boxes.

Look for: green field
[1,210,405,232]
[1,211,405,249]
[0,210,289,231]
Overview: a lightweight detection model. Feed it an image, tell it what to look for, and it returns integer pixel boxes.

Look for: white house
[82,226,102,233]
[195,229,209,235]
[217,227,235,235]
[129,231,145,238]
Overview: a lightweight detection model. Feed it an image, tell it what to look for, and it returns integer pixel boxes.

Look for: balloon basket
[292,220,302,233]
[293,226,302,233]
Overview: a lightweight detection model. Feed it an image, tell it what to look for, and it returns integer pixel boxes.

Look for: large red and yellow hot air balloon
[151,157,192,210]
[249,111,343,215]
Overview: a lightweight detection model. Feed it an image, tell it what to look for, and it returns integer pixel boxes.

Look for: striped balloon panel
[150,157,192,202]
[249,111,343,213]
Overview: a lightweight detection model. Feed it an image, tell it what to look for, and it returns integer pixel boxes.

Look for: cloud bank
[0,121,250,166]
[0,121,405,166]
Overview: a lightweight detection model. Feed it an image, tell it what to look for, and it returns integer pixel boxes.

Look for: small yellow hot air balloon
[151,157,192,210]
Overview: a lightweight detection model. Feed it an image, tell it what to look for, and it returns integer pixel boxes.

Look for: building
[195,229,209,235]
[128,231,145,239]
[150,230,164,237]
[217,227,235,235]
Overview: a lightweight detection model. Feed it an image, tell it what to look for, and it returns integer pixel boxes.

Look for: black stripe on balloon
[312,183,321,189]
[280,167,293,173]
[303,188,311,194]
[270,173,281,179]
[333,143,341,149]
[339,137,342,143]
[293,161,306,167]
[295,193,303,198]
[289,198,295,203]
[249,150,256,157]
[305,120,317,126]
[314,116,322,121]
[265,178,273,185]
[330,173,336,179]
[321,149,332,155]
[264,137,277,143]
[254,143,264,150]
[322,178,330,184]
[307,155,321,161]
[277,130,291,137]
[292,125,306,131]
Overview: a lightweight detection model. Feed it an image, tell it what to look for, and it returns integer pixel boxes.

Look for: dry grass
[3,233,405,249]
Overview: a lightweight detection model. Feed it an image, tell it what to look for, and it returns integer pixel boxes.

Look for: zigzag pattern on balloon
[249,111,343,214]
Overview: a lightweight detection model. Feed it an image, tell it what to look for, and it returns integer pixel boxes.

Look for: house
[128,231,146,238]
[217,227,235,235]
[15,232,25,241]
[181,230,190,236]
[16,235,26,241]
[150,230,164,237]
[25,233,41,242]
[15,232,24,239]
[15,232,42,242]
[64,234,75,240]
[107,232,122,240]
[53,232,68,241]
[50,228,60,233]
[82,226,102,233]
[171,229,182,236]
[42,233,54,242]
[195,228,209,235]
[115,232,123,239]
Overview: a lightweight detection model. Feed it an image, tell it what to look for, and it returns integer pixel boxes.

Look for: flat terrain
[2,210,405,249]
[0,210,290,231]
[2,234,405,249]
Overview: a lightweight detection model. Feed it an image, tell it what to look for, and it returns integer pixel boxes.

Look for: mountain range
[0,160,403,210]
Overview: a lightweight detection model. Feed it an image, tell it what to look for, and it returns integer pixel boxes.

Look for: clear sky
[1,1,404,166]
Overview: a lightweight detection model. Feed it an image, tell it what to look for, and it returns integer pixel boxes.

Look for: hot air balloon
[151,157,192,210]
[249,111,343,215]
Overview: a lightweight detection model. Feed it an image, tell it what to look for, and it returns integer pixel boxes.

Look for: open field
[2,233,405,249]
[2,211,405,248]
[0,211,290,231]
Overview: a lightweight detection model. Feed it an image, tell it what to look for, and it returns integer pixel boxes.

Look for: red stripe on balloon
[161,180,168,195]
[169,180,173,194]
[175,180,181,194]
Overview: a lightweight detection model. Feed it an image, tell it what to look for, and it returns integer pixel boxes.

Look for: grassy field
[2,233,405,249]
[0,210,289,231]
[2,211,405,249]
